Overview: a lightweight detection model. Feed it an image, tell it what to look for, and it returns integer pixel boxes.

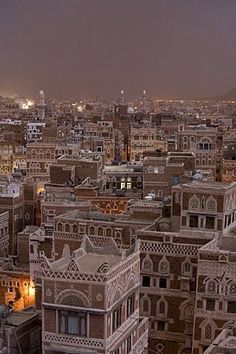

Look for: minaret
[120,89,125,105]
[37,89,46,120]
[143,89,147,112]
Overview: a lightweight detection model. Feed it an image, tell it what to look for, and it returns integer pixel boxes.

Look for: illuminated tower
[37,89,46,120]
[120,89,125,105]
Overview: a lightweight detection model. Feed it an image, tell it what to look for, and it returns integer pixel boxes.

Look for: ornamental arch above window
[228,282,236,296]
[189,194,200,211]
[203,323,214,341]
[140,296,151,316]
[206,279,218,295]
[182,258,192,276]
[206,196,217,213]
[72,224,78,234]
[156,297,168,317]
[158,255,169,274]
[89,226,95,235]
[141,254,153,272]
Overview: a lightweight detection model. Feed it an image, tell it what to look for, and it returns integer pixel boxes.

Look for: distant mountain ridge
[216,87,236,100]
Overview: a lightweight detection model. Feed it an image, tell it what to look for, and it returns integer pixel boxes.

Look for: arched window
[113,203,118,210]
[32,150,36,158]
[159,301,166,314]
[200,320,216,343]
[89,226,95,235]
[72,225,78,234]
[58,223,62,232]
[157,297,168,317]
[206,196,217,213]
[229,282,236,296]
[129,227,136,236]
[98,227,103,236]
[204,324,213,340]
[183,303,194,321]
[141,296,151,316]
[179,300,194,321]
[182,259,192,276]
[131,235,136,245]
[189,195,200,211]
[158,256,169,274]
[199,137,212,151]
[201,196,205,210]
[206,280,217,295]
[46,149,51,159]
[148,167,154,173]
[65,224,70,233]
[142,255,153,272]
[106,228,112,237]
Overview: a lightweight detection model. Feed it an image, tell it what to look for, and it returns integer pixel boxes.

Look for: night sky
[1,0,236,99]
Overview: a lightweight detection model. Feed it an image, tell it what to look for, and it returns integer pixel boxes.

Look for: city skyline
[1,0,236,99]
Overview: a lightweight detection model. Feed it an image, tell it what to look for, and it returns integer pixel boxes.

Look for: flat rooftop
[104,165,142,172]
[57,210,117,222]
[6,310,38,327]
[183,180,236,190]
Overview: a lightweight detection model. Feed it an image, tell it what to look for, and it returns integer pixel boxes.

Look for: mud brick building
[143,151,195,201]
[222,130,236,183]
[0,181,24,254]
[130,126,167,162]
[40,236,148,354]
[178,127,217,179]
[0,211,9,257]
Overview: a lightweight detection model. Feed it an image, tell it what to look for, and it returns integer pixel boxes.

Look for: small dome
[39,90,44,95]
[127,106,135,114]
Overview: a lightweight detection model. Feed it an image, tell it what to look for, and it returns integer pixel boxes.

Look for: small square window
[189,215,198,228]
[159,278,167,289]
[227,301,236,313]
[205,216,215,230]
[157,321,165,331]
[142,276,151,287]
[206,299,215,311]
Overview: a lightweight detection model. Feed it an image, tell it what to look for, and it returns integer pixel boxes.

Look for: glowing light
[22,103,29,110]
[21,99,34,110]
[27,100,34,107]
[77,105,83,112]
[28,285,35,297]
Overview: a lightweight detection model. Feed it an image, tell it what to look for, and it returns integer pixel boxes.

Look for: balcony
[43,332,105,350]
